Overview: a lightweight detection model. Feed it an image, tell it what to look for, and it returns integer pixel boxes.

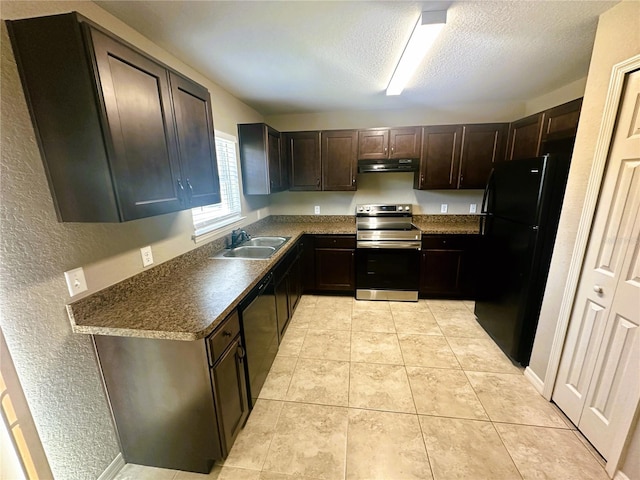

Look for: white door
[552,69,640,460]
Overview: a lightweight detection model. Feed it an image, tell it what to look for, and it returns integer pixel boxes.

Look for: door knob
[593,285,604,294]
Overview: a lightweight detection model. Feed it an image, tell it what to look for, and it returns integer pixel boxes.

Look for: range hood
[357,158,419,173]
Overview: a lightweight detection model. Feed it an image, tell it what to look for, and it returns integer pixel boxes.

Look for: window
[191,134,242,239]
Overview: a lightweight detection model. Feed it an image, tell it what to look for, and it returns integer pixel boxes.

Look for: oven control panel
[356,204,412,215]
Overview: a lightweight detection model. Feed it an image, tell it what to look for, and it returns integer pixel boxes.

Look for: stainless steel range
[355,204,421,301]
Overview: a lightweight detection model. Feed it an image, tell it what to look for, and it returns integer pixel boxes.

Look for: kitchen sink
[243,236,288,247]
[223,246,275,259]
[214,237,290,260]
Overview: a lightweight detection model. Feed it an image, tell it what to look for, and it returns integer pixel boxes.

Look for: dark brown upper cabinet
[7,12,221,222]
[238,123,288,195]
[285,131,321,191]
[505,113,544,161]
[322,130,358,191]
[541,98,583,141]
[458,123,508,189]
[170,73,221,209]
[414,123,506,190]
[506,98,582,160]
[357,127,421,160]
[415,125,462,190]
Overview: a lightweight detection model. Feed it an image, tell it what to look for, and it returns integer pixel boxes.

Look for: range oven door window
[356,248,420,291]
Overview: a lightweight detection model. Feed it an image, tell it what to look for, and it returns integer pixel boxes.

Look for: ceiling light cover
[386,9,447,96]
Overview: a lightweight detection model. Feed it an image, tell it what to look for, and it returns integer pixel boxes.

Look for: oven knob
[404,206,410,211]
[358,206,364,212]
[365,206,371,212]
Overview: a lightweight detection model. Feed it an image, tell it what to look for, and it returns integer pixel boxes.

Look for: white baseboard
[524,366,545,395]
[613,471,630,480]
[613,470,629,480]
[98,453,125,480]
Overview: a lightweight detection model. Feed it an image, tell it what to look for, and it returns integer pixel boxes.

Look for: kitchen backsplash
[269,172,484,215]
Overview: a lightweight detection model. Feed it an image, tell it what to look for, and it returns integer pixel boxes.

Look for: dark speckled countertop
[68,215,480,341]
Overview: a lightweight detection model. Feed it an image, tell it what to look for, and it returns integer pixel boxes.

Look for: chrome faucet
[230,229,250,248]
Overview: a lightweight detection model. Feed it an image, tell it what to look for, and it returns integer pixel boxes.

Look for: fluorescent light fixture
[386,9,447,96]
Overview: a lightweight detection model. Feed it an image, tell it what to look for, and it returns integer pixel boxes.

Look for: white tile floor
[115,297,608,480]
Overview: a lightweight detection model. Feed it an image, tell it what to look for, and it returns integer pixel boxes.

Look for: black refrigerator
[474,154,571,366]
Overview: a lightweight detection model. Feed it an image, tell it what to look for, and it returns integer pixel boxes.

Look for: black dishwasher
[239,273,278,407]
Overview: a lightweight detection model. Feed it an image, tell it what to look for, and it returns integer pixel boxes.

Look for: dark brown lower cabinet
[274,271,290,339]
[420,235,479,298]
[288,248,303,312]
[211,334,249,453]
[314,235,356,292]
[93,310,248,473]
[300,235,316,292]
[274,239,305,340]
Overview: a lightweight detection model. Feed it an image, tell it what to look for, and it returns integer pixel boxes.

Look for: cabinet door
[211,337,249,455]
[416,125,462,189]
[322,130,358,191]
[542,98,582,141]
[459,123,508,189]
[288,252,303,314]
[274,275,290,339]
[170,72,221,208]
[506,113,544,161]
[389,127,422,159]
[267,127,286,192]
[420,236,478,297]
[420,249,465,296]
[315,238,356,291]
[238,123,285,195]
[286,131,321,191]
[88,26,183,220]
[300,236,316,292]
[358,129,389,160]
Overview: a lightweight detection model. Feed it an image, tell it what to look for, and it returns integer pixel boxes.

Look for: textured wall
[524,77,587,116]
[0,1,263,479]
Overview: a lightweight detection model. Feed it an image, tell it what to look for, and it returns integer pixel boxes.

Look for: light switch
[64,267,88,297]
[440,204,448,213]
[470,203,477,213]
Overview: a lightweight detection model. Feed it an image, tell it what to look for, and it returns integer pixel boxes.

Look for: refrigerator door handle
[480,169,496,235]
[481,169,495,214]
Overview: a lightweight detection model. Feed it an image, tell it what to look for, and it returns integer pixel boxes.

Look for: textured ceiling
[96,0,617,115]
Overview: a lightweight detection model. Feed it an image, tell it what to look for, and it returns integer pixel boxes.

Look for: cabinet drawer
[421,235,477,250]
[207,310,241,366]
[314,235,356,249]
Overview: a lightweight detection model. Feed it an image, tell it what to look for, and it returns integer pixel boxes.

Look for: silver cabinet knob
[593,285,604,294]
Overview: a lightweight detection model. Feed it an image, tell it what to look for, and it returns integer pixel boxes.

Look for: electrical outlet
[314,205,320,215]
[64,267,88,297]
[470,203,477,214]
[140,246,154,267]
[440,204,448,213]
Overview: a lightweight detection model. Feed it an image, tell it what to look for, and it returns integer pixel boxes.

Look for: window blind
[191,136,242,237]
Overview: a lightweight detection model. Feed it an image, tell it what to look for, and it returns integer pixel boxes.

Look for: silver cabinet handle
[185,178,194,202]
[176,179,185,203]
[593,285,604,294]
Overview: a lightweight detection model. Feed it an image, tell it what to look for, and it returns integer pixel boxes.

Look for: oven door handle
[357,241,422,250]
